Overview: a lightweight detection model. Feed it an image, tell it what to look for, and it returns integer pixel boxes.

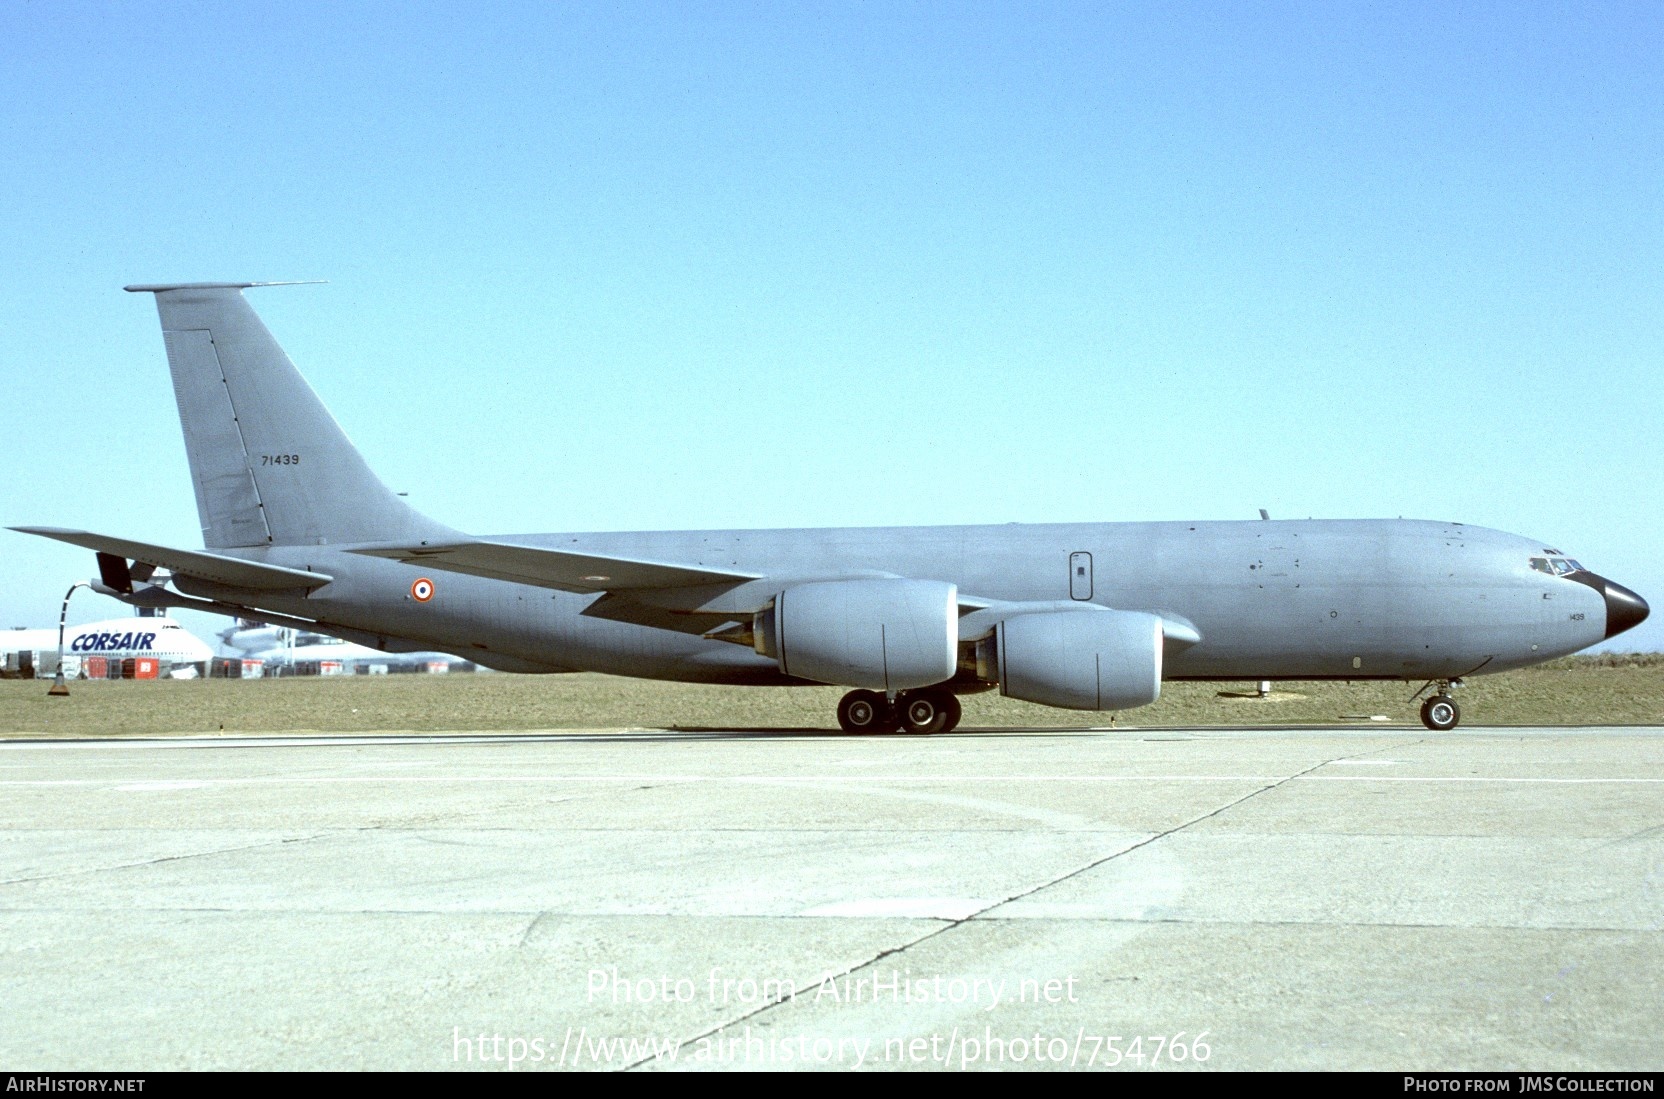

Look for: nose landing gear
[1416,678,1464,730]
[1419,694,1461,730]
[836,687,962,734]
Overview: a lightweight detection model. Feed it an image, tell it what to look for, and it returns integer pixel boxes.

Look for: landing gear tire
[941,693,962,734]
[838,689,898,734]
[898,688,962,735]
[1420,694,1461,731]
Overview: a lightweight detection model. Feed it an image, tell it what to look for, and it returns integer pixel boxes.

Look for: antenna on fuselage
[1259,509,1270,520]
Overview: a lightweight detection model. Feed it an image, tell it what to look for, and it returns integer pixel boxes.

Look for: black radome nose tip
[1601,578,1649,640]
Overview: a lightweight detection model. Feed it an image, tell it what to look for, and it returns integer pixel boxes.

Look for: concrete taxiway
[1,725,1659,1071]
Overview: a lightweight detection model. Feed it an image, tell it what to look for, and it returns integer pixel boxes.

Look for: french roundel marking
[411,578,435,602]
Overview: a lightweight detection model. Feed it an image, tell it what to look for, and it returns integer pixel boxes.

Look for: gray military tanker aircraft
[13,284,1649,732]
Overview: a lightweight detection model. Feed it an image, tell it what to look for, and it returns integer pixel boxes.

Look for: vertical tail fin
[125,282,456,549]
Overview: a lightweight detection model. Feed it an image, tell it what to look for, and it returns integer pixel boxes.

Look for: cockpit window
[1530,558,1553,574]
[1531,556,1584,576]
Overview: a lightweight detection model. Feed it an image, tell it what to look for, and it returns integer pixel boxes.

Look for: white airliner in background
[1,616,214,677]
[220,619,474,673]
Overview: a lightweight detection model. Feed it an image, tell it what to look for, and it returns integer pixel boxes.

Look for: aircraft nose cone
[1600,577,1649,640]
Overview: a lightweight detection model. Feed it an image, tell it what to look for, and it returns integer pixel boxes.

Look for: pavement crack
[0,832,331,888]
[620,920,959,1072]
[1592,822,1664,850]
[622,757,1338,1071]
[516,911,552,949]
[966,754,1340,920]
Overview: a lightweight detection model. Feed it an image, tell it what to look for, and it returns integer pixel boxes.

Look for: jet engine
[754,578,957,692]
[978,609,1163,710]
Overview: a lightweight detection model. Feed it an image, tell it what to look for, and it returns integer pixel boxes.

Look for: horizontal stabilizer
[123,281,326,293]
[351,540,759,593]
[11,527,332,590]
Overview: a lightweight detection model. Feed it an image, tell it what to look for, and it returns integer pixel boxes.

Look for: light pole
[47,581,88,697]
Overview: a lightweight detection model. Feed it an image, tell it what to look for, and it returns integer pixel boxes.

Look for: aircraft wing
[10,527,333,590]
[350,540,760,594]
[955,597,1203,647]
[351,541,1110,641]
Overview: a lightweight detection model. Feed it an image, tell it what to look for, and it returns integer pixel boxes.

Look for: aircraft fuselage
[175,517,1612,685]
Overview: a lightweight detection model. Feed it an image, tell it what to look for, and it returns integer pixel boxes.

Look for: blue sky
[3,1,1660,653]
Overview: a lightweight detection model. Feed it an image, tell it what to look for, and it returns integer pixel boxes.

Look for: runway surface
[1,725,1659,1071]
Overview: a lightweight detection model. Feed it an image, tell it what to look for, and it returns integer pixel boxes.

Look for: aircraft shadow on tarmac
[654,725,1116,739]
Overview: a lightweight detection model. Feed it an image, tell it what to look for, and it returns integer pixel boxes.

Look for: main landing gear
[1417,679,1463,730]
[836,687,962,735]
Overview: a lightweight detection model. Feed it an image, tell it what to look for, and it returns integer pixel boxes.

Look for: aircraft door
[1069,552,1093,600]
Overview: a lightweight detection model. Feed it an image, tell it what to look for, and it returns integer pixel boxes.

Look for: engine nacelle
[988,609,1163,710]
[755,578,957,691]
